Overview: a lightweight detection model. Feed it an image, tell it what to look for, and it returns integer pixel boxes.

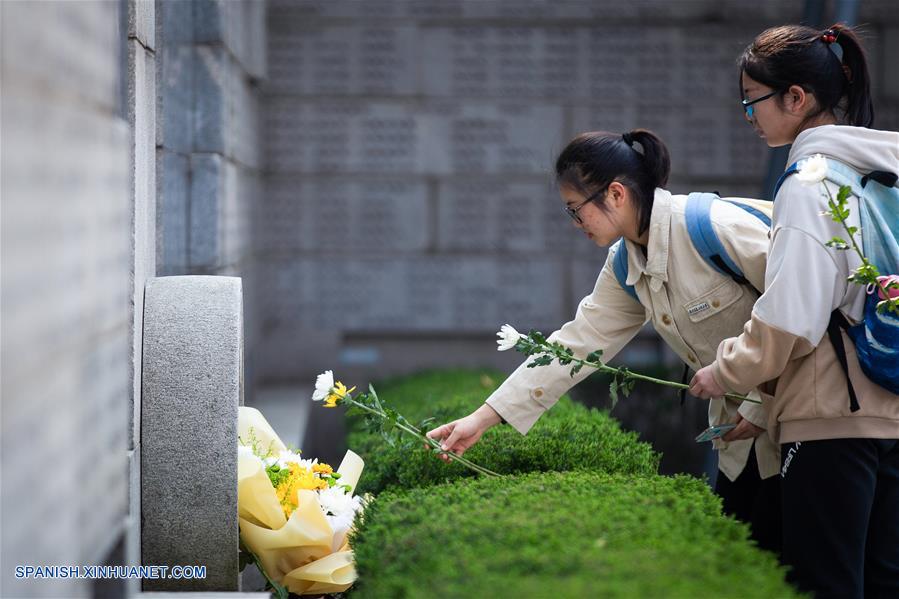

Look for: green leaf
[586,350,604,364]
[570,363,583,377]
[825,237,850,250]
[836,185,852,204]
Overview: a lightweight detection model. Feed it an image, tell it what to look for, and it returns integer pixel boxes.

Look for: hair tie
[821,29,838,44]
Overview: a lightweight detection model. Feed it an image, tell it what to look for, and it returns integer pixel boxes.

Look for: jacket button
[688,354,697,363]
[533,388,544,399]
[712,299,721,308]
[662,314,672,325]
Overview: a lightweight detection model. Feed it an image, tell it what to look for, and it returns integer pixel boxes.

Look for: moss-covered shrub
[350,471,796,598]
[347,370,660,495]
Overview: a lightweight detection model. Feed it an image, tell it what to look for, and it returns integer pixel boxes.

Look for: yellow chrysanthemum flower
[275,463,329,517]
[324,381,356,408]
[312,463,333,475]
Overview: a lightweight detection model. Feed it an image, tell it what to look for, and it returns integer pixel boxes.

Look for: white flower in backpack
[796,154,829,186]
[496,324,522,351]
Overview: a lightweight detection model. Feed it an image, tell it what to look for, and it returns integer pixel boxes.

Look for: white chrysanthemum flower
[274,450,314,470]
[496,324,521,351]
[319,486,363,544]
[796,154,828,186]
[312,370,334,401]
[237,444,263,465]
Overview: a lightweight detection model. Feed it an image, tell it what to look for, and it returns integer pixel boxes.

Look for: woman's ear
[785,84,809,115]
[607,181,627,208]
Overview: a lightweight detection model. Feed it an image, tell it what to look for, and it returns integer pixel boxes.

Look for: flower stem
[823,185,899,315]
[342,396,501,477]
[520,339,760,404]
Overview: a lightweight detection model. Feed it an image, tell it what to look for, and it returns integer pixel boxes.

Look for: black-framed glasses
[741,89,779,119]
[564,188,606,224]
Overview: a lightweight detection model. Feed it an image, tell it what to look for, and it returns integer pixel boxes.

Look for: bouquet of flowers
[237,406,365,597]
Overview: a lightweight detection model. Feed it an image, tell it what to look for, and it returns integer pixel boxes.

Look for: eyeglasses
[741,89,779,119]
[564,188,606,224]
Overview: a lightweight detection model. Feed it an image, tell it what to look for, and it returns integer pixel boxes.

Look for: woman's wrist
[475,403,504,428]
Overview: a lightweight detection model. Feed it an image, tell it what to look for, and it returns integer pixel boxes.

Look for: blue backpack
[612,192,772,301]
[775,157,899,405]
[612,192,772,403]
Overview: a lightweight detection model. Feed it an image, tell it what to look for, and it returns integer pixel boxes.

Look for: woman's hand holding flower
[426,404,502,463]
[689,364,727,400]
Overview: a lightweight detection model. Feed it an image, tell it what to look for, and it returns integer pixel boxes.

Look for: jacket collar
[624,188,671,290]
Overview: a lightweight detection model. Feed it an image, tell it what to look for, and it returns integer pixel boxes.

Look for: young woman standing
[689,24,899,597]
[428,129,783,552]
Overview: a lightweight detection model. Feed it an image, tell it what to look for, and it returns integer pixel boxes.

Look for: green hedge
[350,471,796,598]
[348,370,660,494]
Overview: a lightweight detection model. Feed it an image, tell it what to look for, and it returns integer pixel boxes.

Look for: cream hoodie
[712,125,899,444]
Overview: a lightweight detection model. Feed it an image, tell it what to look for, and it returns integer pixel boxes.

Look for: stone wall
[1,1,131,596]
[156,0,266,394]
[257,0,898,383]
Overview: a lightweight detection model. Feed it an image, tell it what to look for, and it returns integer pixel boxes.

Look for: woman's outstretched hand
[689,364,727,399]
[426,404,503,463]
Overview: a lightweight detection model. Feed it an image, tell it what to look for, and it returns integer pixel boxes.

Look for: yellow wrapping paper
[237,406,364,595]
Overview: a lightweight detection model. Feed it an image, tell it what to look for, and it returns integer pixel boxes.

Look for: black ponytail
[830,23,874,127]
[555,129,671,236]
[739,23,874,127]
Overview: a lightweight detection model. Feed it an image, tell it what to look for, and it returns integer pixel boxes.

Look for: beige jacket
[487,189,780,481]
[712,125,899,444]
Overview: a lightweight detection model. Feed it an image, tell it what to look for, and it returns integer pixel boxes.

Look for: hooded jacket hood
[788,124,899,177]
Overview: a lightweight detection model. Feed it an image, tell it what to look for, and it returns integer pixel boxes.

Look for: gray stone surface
[129,38,158,450]
[190,154,224,269]
[141,275,243,592]
[194,46,227,155]
[266,24,417,95]
[265,99,564,175]
[1,3,130,598]
[262,177,430,252]
[128,0,155,50]
[262,256,566,332]
[157,149,190,274]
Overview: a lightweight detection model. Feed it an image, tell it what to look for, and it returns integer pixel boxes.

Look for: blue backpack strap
[611,239,639,303]
[685,192,755,288]
[773,161,801,198]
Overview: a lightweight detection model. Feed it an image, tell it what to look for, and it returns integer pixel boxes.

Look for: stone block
[157,41,194,152]
[193,0,225,44]
[157,149,190,274]
[129,40,158,451]
[128,0,156,50]
[263,256,566,332]
[437,179,552,251]
[189,154,224,269]
[266,25,416,95]
[262,177,430,252]
[194,46,227,155]
[266,99,564,175]
[0,1,119,113]
[141,275,244,592]
[227,63,263,169]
